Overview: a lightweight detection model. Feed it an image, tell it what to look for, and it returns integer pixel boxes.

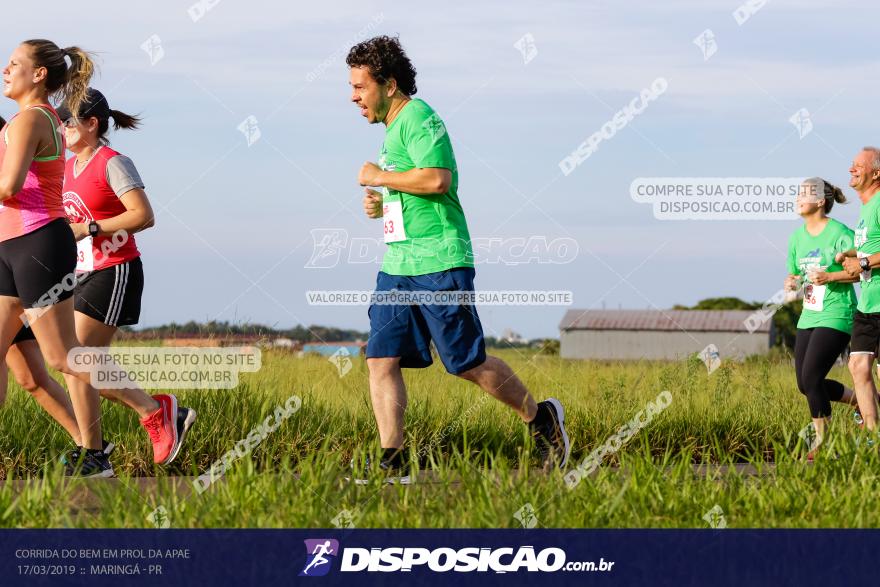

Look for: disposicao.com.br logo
[300,539,339,577]
[299,539,614,575]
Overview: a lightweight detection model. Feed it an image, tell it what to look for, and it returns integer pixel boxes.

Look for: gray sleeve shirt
[105,154,145,197]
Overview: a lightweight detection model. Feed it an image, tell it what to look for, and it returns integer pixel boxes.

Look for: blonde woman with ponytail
[0,39,151,477]
[785,177,861,460]
[0,112,82,448]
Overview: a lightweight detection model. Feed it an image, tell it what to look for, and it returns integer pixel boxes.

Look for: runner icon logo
[702,505,727,529]
[329,347,353,377]
[237,115,261,147]
[698,344,721,375]
[693,29,717,61]
[789,108,813,139]
[513,503,538,529]
[140,35,165,66]
[421,113,447,142]
[513,33,538,65]
[855,221,867,248]
[305,229,349,269]
[300,539,340,577]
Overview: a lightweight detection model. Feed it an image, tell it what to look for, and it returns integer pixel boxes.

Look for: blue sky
[1,0,873,338]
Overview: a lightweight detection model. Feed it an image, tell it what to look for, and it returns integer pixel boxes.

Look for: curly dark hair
[346,35,417,96]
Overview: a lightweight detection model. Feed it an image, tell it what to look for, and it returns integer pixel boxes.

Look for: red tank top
[62,146,141,272]
[0,104,66,242]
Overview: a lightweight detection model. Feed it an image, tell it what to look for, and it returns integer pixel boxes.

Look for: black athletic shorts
[74,257,144,327]
[850,311,880,355]
[0,218,76,308]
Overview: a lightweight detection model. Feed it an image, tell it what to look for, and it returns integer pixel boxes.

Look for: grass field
[1,346,879,528]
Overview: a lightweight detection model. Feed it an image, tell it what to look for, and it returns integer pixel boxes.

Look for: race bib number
[855,227,868,248]
[858,251,872,282]
[803,282,825,312]
[76,236,94,272]
[382,200,407,243]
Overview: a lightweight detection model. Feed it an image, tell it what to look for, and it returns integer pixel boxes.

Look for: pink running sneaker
[140,394,196,464]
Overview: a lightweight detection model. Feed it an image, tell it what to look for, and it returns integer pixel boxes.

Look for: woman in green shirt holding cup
[786,177,860,459]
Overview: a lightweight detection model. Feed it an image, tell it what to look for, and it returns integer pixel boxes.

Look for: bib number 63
[382,200,407,243]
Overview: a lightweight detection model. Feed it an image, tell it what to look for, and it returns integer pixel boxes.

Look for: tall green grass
[1,348,876,527]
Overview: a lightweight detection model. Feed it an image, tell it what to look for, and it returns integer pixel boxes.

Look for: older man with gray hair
[838,146,880,433]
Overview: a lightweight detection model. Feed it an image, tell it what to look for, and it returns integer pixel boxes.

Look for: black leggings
[794,327,850,418]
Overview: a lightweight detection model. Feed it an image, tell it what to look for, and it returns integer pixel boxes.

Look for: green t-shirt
[787,218,857,333]
[855,192,880,313]
[378,99,474,276]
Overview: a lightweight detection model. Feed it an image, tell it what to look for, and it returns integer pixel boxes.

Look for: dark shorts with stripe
[0,218,76,308]
[74,257,144,327]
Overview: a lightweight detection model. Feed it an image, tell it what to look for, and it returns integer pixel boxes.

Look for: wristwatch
[88,221,99,238]
[860,257,871,272]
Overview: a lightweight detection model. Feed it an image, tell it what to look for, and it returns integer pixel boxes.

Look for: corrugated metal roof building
[558,309,774,360]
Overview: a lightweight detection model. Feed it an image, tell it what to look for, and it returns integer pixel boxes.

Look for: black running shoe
[64,450,115,478]
[529,398,571,469]
[350,450,412,485]
[164,406,197,465]
[60,439,115,467]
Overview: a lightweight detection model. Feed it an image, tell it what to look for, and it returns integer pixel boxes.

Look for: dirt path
[0,463,782,513]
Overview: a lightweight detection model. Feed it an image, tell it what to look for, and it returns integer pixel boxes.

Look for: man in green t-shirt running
[346,36,569,482]
[838,147,880,433]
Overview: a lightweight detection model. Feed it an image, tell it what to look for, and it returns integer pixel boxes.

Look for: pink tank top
[0,104,67,242]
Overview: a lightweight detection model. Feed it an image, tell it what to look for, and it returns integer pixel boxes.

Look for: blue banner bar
[0,529,869,586]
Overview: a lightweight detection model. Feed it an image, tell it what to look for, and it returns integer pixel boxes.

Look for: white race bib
[803,282,825,312]
[382,200,407,243]
[76,236,94,272]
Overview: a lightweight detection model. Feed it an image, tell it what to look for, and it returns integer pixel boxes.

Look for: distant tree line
[121,321,369,343]
[121,321,561,353]
[484,337,560,354]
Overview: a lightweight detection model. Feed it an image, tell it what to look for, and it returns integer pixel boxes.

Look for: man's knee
[849,354,874,381]
[456,367,479,382]
[455,356,493,382]
[367,357,401,376]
